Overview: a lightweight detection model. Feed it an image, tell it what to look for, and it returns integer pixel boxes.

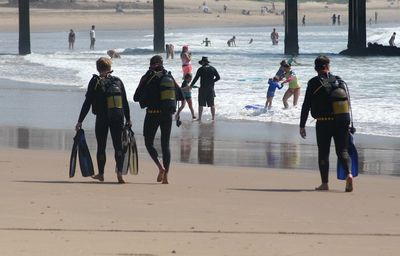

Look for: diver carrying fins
[336,81,358,181]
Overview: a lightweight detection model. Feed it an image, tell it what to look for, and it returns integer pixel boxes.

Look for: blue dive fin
[77,129,95,177]
[69,132,79,178]
[337,133,359,180]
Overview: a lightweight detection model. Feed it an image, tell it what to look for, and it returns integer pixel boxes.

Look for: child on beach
[176,73,196,120]
[265,78,284,109]
[281,63,301,109]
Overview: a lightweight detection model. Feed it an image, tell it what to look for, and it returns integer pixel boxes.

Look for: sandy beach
[1,0,400,255]
[0,0,399,32]
[1,147,400,255]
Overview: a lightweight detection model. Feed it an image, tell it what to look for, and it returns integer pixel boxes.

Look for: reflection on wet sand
[1,125,399,177]
[198,122,214,164]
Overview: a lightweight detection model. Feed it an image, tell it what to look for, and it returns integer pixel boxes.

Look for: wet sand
[1,78,399,177]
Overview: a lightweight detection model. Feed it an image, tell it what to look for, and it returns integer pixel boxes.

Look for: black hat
[199,56,210,65]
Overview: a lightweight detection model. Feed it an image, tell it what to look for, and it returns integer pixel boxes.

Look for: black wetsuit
[300,73,350,183]
[134,68,179,172]
[78,74,131,174]
[190,64,220,107]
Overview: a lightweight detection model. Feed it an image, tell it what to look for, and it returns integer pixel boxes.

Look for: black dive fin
[128,128,139,175]
[120,126,130,175]
[77,129,95,177]
[69,132,79,178]
[337,133,359,180]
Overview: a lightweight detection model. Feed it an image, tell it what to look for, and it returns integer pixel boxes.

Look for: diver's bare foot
[162,172,168,184]
[315,183,329,191]
[345,175,353,192]
[117,173,125,184]
[92,174,104,182]
[157,169,165,182]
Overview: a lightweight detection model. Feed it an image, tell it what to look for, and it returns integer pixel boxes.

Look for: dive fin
[337,133,359,180]
[77,129,95,177]
[128,128,139,175]
[69,132,79,178]
[120,126,130,175]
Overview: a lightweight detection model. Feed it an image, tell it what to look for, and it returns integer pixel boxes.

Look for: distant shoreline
[0,0,399,32]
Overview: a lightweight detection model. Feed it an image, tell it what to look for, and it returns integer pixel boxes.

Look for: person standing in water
[300,55,354,192]
[265,78,284,110]
[68,29,75,50]
[270,28,279,45]
[176,73,196,120]
[281,63,301,109]
[89,25,96,50]
[202,37,211,47]
[180,45,192,77]
[190,56,220,121]
[75,57,131,183]
[389,32,396,46]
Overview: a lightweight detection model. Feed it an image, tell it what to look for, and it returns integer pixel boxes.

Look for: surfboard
[337,133,359,180]
[77,129,95,177]
[244,104,266,110]
[129,129,139,175]
[69,132,79,178]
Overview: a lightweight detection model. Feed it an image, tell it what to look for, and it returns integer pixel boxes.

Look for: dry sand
[0,148,400,255]
[0,0,399,32]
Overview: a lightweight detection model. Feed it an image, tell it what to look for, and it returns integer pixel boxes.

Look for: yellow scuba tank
[159,72,177,113]
[322,76,350,121]
[101,77,124,119]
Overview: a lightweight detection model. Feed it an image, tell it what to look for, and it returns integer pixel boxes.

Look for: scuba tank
[94,76,123,118]
[159,72,177,114]
[321,75,350,122]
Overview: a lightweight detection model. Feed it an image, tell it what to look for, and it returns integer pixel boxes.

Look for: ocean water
[1,24,400,137]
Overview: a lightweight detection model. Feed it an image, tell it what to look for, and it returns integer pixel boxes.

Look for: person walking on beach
[180,45,192,77]
[271,28,279,45]
[299,55,354,192]
[302,15,306,26]
[133,55,182,184]
[281,63,301,109]
[176,73,196,120]
[75,57,131,183]
[190,56,220,121]
[89,25,96,50]
[332,14,336,25]
[68,29,75,50]
[389,32,396,46]
[337,14,341,26]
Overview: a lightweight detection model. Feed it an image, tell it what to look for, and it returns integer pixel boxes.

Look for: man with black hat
[190,56,220,121]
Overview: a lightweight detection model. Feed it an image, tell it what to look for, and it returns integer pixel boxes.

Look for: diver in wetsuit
[133,55,182,184]
[299,55,354,192]
[76,57,131,183]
